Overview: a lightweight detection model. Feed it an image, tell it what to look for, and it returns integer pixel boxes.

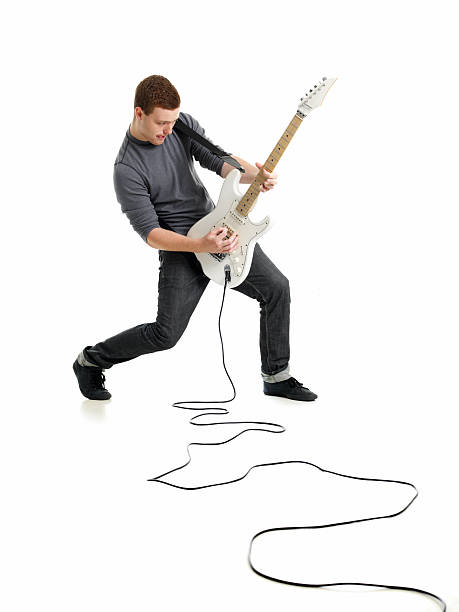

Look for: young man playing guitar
[73,75,317,403]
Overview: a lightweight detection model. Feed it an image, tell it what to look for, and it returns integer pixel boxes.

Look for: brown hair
[134,75,181,115]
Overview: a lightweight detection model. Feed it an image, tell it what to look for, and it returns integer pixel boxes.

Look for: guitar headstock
[297,77,337,117]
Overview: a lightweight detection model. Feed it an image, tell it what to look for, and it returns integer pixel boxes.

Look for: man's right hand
[197,227,239,253]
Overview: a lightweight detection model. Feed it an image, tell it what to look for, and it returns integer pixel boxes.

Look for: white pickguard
[187,169,270,288]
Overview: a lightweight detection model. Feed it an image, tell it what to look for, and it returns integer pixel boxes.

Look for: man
[73,75,317,402]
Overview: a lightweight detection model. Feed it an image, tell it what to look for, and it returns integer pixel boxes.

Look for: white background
[1,0,458,610]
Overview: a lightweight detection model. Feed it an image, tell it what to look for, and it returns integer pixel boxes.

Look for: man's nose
[164,124,173,135]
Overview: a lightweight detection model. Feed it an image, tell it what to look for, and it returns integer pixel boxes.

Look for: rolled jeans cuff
[78,349,103,370]
[261,366,290,383]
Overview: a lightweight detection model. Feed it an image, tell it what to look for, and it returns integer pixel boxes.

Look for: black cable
[149,276,447,611]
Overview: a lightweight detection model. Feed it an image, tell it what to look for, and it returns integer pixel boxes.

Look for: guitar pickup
[222,224,234,240]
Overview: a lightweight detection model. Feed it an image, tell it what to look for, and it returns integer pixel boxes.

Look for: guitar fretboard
[236,113,304,217]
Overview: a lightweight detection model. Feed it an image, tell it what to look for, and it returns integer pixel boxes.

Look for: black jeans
[84,244,290,376]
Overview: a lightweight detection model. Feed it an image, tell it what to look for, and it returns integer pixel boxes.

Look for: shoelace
[88,368,107,390]
[288,377,305,389]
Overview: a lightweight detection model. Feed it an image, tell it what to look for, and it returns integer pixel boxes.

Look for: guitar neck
[236,112,304,217]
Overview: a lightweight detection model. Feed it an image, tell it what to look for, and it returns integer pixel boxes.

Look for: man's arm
[221,156,278,192]
[147,226,239,254]
[146,154,277,253]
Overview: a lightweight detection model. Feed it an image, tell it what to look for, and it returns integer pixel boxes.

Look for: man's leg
[74,251,209,398]
[233,243,290,379]
[233,243,317,401]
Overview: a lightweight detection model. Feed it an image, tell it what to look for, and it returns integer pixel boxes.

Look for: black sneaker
[263,377,317,402]
[73,359,111,400]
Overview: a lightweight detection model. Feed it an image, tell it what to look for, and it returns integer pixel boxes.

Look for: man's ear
[134,106,144,120]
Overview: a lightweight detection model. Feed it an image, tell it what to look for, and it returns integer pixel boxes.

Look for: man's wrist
[147,227,203,253]
[188,236,202,253]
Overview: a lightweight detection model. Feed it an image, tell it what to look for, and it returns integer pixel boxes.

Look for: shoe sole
[264,391,317,402]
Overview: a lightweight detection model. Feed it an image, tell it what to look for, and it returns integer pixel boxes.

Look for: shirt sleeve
[179,112,225,176]
[113,162,161,242]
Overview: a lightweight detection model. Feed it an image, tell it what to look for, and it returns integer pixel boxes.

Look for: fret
[265,143,286,169]
[271,152,283,162]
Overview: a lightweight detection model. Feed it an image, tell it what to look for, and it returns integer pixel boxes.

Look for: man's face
[137,106,180,145]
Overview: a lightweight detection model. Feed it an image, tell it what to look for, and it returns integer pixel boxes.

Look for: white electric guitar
[187,77,337,288]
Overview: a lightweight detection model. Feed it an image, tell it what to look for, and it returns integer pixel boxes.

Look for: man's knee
[144,322,183,351]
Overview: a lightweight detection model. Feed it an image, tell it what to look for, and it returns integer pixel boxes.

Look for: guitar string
[148,266,447,612]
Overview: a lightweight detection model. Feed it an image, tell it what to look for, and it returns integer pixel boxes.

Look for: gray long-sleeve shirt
[113,112,225,241]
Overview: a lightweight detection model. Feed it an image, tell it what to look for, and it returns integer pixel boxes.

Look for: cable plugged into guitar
[224,264,231,284]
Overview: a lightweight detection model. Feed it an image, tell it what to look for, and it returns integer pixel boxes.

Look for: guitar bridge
[209,252,227,262]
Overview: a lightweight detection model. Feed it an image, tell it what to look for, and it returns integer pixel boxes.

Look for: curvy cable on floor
[149,276,447,611]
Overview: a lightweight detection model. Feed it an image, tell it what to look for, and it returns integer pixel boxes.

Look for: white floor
[3,1,459,610]
[3,256,458,611]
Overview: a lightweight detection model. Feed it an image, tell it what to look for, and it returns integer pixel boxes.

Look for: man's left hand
[255,162,278,192]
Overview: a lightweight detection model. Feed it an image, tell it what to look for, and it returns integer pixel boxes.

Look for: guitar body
[187,169,271,288]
